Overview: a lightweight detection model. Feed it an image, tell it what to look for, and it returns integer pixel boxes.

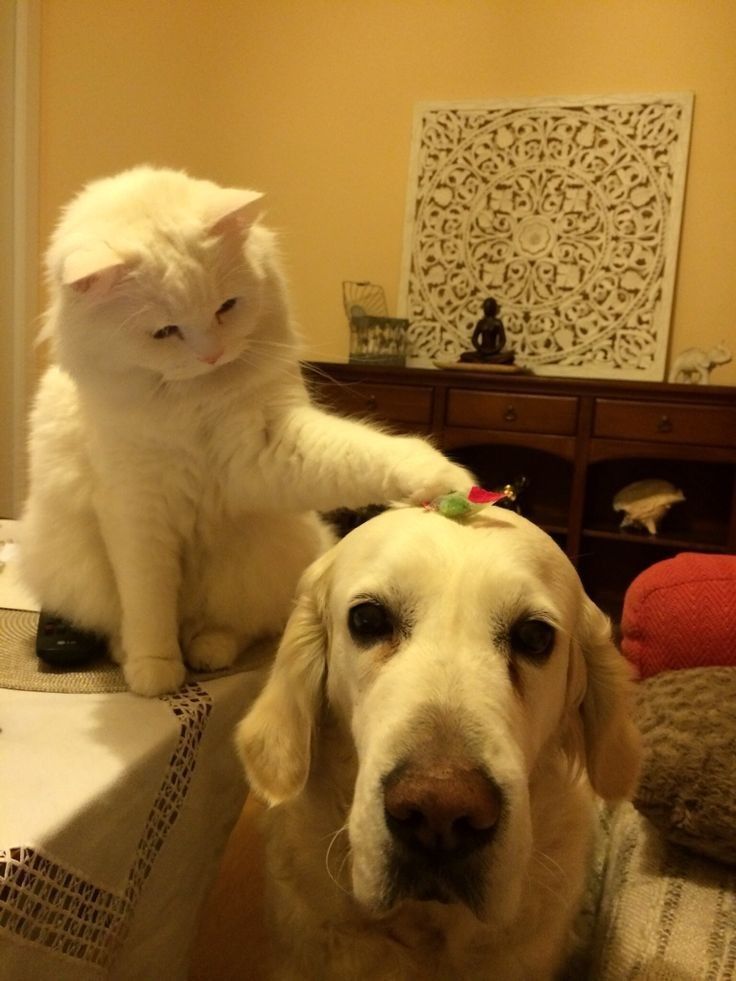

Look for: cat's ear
[207,188,263,238]
[62,245,127,297]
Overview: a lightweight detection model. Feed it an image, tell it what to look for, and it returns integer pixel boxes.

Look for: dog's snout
[383,764,502,856]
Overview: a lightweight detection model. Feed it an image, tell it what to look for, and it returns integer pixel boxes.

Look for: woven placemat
[0,608,275,695]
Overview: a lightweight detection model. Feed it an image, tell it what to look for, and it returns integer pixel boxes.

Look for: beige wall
[1,1,17,516]
[3,1,39,517]
[38,0,736,383]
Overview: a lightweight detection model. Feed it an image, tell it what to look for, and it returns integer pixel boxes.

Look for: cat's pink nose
[199,349,223,365]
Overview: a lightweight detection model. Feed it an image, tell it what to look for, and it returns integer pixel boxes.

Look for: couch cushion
[589,802,736,980]
[620,552,736,679]
[633,666,736,866]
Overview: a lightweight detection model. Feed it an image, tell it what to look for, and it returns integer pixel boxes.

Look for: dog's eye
[348,601,393,642]
[510,618,555,659]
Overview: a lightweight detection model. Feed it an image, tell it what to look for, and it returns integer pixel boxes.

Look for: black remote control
[35,611,107,667]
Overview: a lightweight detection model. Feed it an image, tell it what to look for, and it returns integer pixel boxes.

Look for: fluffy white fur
[20,166,470,696]
[237,507,641,980]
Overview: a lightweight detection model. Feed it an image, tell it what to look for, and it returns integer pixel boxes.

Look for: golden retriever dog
[236,505,641,980]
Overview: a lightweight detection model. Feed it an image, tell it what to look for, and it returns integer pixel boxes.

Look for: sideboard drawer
[594,399,736,447]
[446,389,579,435]
[318,382,434,426]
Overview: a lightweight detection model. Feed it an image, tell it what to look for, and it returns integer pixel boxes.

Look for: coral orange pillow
[620,552,736,679]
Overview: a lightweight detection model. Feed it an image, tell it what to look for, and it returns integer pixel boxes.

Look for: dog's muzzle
[382,760,503,916]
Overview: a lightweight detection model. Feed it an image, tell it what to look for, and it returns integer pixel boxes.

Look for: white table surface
[0,527,268,981]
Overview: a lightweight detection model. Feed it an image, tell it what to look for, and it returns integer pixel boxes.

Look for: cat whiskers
[116,305,148,333]
[299,361,352,386]
[234,338,301,373]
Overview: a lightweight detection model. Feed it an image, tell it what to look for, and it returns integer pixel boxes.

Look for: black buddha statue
[459,297,515,365]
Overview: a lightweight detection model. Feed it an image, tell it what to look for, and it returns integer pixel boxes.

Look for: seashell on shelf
[612,479,685,535]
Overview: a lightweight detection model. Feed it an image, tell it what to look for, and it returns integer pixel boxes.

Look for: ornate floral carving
[401,95,692,379]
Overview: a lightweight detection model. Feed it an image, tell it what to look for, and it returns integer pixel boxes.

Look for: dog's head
[236,506,640,923]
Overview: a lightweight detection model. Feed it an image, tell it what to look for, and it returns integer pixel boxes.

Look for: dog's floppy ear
[575,596,642,801]
[235,551,334,806]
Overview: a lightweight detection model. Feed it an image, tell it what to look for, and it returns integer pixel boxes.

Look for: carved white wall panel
[400,94,693,379]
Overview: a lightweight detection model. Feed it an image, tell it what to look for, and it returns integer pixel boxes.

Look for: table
[0,543,268,981]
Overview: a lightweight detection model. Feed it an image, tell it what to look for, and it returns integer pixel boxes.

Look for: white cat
[20,166,471,697]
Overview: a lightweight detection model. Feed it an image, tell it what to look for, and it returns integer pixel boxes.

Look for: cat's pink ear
[207,188,263,238]
[62,245,127,297]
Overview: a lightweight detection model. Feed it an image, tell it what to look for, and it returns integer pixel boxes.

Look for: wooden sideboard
[305,360,736,620]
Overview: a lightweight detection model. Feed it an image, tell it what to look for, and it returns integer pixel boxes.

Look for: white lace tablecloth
[0,662,267,980]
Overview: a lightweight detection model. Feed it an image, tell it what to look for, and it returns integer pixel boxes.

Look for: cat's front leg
[96,493,186,696]
[255,404,474,512]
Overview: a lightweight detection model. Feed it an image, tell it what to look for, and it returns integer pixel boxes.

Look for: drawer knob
[503,405,518,423]
[657,414,673,434]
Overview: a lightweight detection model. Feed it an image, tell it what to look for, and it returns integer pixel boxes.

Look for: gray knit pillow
[633,667,736,865]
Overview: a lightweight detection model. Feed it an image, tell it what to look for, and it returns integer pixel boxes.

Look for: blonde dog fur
[237,506,641,980]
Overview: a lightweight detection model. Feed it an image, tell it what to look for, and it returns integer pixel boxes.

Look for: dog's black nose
[383,764,502,856]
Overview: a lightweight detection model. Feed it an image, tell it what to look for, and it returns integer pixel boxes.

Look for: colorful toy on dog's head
[425,485,508,520]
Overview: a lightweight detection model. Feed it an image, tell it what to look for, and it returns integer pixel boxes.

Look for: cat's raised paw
[394,447,475,505]
[124,656,187,697]
[186,629,239,672]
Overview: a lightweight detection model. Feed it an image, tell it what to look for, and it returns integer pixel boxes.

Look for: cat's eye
[216,298,237,317]
[348,601,393,643]
[510,618,555,660]
[152,325,181,340]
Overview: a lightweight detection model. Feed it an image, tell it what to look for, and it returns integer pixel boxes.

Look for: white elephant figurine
[669,343,732,384]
